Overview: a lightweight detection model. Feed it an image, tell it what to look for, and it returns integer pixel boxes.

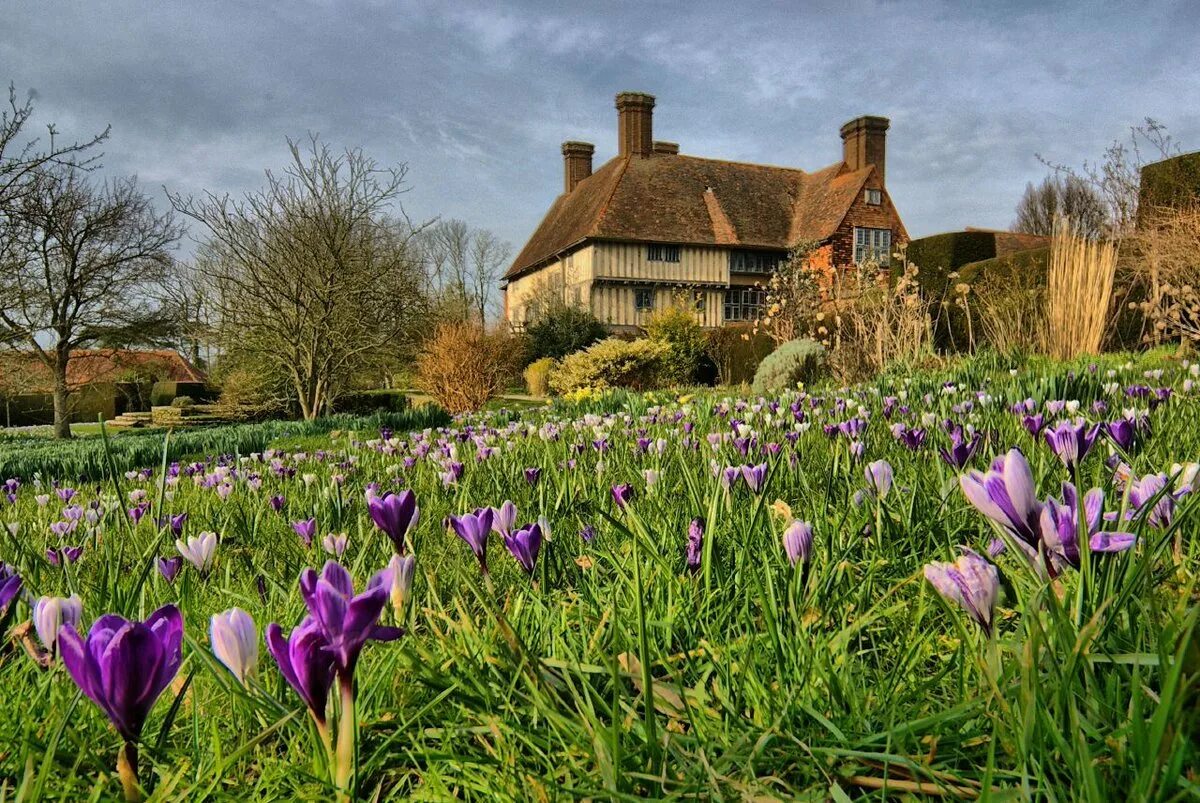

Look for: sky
[3,0,1199,260]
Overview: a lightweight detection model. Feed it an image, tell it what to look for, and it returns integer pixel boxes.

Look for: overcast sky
[4,0,1198,257]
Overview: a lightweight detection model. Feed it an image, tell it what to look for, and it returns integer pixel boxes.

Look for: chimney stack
[840,115,889,184]
[652,141,679,156]
[562,141,594,193]
[616,91,655,158]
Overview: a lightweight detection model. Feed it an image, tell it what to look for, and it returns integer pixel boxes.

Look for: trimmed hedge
[958,246,1051,285]
[904,231,998,299]
[335,389,411,415]
[1139,152,1200,218]
[908,232,1053,351]
[150,381,212,407]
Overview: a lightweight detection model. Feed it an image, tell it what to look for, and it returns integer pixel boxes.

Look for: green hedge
[1139,152,1200,218]
[0,406,450,481]
[150,381,212,407]
[335,389,411,415]
[904,231,999,300]
[958,246,1050,285]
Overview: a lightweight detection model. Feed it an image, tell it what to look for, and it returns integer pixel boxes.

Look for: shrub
[644,301,707,385]
[416,323,518,414]
[523,358,556,397]
[522,301,608,363]
[549,338,670,395]
[751,338,826,393]
[170,396,196,408]
[705,325,775,385]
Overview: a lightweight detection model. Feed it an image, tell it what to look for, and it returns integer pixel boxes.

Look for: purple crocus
[1021,414,1046,438]
[503,522,543,575]
[449,508,495,572]
[0,565,23,615]
[266,616,336,725]
[1127,473,1176,528]
[366,489,419,554]
[939,427,983,470]
[1039,483,1135,571]
[923,549,1000,636]
[298,561,402,674]
[740,463,768,494]
[1043,419,1101,469]
[58,604,184,742]
[46,545,84,566]
[611,483,635,510]
[523,468,542,487]
[168,513,188,536]
[157,556,183,583]
[782,520,814,567]
[292,518,317,548]
[959,448,1042,548]
[269,494,286,512]
[685,517,704,574]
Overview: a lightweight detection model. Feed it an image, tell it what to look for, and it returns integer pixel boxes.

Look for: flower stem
[334,674,356,801]
[117,741,141,802]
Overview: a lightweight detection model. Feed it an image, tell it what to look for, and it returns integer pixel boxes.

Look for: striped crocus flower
[1042,418,1101,470]
[923,549,1000,635]
[959,448,1042,549]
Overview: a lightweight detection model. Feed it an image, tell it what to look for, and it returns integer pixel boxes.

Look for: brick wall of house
[826,173,908,267]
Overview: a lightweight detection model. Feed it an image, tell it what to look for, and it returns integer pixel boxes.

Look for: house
[0,349,206,426]
[503,91,908,330]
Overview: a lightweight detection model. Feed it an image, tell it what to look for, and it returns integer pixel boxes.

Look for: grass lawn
[0,353,1196,799]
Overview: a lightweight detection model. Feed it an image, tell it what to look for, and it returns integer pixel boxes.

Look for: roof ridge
[672,153,810,174]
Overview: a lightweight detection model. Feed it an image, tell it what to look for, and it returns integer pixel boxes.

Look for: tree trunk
[52,353,72,439]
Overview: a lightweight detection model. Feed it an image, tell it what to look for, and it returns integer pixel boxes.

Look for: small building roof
[0,349,205,393]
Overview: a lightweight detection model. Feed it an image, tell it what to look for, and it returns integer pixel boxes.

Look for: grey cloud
[2,0,1197,254]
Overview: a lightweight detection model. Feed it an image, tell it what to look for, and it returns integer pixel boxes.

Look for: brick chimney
[616,92,655,158]
[562,141,594,193]
[840,115,889,184]
[652,141,679,156]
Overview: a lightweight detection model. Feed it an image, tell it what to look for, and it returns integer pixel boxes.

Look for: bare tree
[469,228,511,323]
[1038,118,1179,237]
[0,167,181,438]
[168,136,429,419]
[0,83,109,211]
[1013,175,1109,239]
[417,219,511,324]
[158,258,217,367]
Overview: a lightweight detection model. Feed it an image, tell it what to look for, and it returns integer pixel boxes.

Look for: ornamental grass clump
[1044,216,1119,358]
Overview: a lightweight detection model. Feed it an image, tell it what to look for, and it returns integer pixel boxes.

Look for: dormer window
[647,244,680,262]
[865,188,882,205]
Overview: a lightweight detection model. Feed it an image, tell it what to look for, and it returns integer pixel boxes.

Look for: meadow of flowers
[0,353,1197,800]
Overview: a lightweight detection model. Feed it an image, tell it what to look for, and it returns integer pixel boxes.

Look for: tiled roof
[506,154,874,280]
[0,349,206,393]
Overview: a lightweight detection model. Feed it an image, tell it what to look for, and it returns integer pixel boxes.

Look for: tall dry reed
[1044,217,1119,359]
